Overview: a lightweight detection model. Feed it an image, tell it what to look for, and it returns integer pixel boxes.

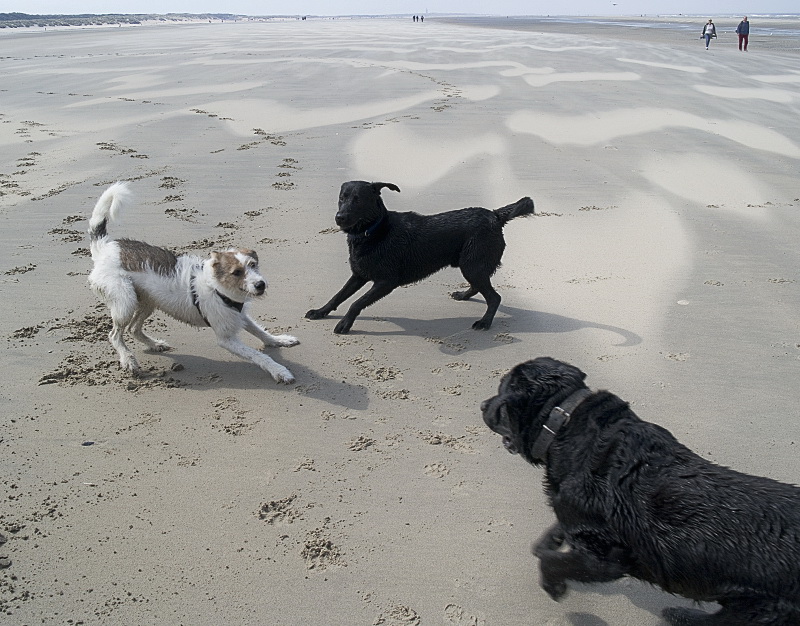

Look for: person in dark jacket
[702,19,717,50]
[736,16,750,51]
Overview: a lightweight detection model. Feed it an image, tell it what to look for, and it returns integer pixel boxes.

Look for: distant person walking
[736,16,750,51]
[702,19,717,50]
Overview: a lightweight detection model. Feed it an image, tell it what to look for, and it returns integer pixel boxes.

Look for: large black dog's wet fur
[305,181,534,334]
[482,357,800,625]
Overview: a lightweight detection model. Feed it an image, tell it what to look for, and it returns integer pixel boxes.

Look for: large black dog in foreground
[482,357,800,625]
[305,181,534,334]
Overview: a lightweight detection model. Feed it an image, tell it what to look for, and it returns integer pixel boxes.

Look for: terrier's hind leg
[102,281,141,373]
[130,304,171,352]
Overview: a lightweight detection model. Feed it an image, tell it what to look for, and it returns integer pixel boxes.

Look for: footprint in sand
[374,603,420,626]
[301,528,345,570]
[258,494,303,525]
[424,462,450,478]
[444,604,486,626]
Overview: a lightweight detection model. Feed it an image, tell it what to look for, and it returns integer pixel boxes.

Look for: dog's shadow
[155,353,369,411]
[333,303,641,354]
[562,580,720,625]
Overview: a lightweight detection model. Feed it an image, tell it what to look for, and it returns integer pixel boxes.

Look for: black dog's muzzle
[482,396,519,455]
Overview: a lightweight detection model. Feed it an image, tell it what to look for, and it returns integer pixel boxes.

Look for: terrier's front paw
[271,367,295,385]
[273,334,299,347]
[121,357,141,375]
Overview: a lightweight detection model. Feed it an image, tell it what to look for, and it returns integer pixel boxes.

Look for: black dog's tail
[494,197,535,226]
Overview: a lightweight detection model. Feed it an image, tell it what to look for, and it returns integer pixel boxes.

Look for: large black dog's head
[481,357,587,465]
[335,181,400,234]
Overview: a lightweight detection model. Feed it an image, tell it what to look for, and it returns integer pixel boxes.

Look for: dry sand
[1,15,799,626]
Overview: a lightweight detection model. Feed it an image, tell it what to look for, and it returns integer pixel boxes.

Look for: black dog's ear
[372,182,400,194]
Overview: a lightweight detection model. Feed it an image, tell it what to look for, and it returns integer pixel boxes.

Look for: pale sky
[4,1,798,17]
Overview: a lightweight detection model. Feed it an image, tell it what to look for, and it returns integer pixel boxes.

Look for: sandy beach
[1,15,799,625]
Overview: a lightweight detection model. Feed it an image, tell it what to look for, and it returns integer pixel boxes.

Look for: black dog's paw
[541,577,567,601]
[333,318,353,334]
[471,319,491,331]
[305,308,328,320]
[662,607,708,625]
[450,290,472,301]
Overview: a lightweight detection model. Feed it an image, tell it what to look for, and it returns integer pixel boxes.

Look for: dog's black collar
[190,269,211,327]
[190,268,245,326]
[530,388,592,462]
[348,214,386,241]
[215,290,245,312]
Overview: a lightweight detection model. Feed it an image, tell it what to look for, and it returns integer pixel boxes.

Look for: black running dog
[482,357,800,626]
[305,181,535,334]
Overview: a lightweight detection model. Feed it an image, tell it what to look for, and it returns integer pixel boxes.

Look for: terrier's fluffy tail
[88,181,132,242]
[494,197,535,226]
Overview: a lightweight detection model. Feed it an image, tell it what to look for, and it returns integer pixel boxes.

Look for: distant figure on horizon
[736,16,750,51]
[702,19,717,50]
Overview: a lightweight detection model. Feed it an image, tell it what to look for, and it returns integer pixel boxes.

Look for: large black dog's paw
[662,607,710,625]
[333,317,354,334]
[450,289,474,301]
[305,308,328,320]
[471,319,492,331]
[541,576,567,601]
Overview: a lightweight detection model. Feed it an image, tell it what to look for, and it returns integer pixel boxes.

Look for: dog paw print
[96,141,148,159]
[444,603,485,626]
[419,430,475,453]
[349,435,377,452]
[253,128,287,145]
[301,527,345,570]
[159,176,186,190]
[258,494,303,525]
[424,462,450,478]
[209,396,255,436]
[294,457,317,472]
[374,603,421,625]
[4,263,36,276]
[272,158,301,190]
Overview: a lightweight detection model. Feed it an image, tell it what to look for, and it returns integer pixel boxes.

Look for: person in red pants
[736,16,750,51]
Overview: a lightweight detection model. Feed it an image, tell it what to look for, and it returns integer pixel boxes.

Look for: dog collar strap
[363,215,385,238]
[190,270,211,327]
[531,388,592,461]
[215,291,245,312]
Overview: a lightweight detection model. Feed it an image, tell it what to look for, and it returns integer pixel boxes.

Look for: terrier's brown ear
[210,251,221,266]
[372,182,400,194]
[240,249,259,264]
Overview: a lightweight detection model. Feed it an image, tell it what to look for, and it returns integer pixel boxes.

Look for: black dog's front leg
[533,529,629,601]
[306,274,367,320]
[532,523,566,556]
[334,280,397,334]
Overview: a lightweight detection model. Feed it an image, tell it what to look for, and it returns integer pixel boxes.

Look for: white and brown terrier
[87,182,298,383]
